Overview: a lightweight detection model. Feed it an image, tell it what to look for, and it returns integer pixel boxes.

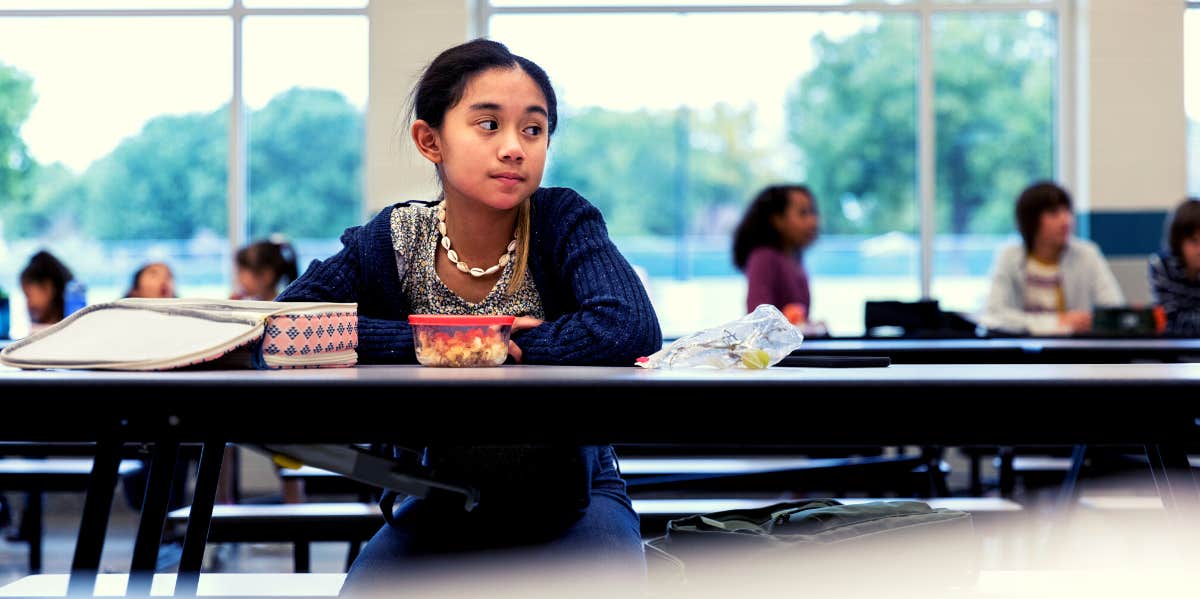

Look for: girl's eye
[479,120,498,131]
[523,125,543,136]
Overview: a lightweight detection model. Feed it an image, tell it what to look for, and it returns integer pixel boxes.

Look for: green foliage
[0,61,37,231]
[0,16,1068,246]
[2,86,362,241]
[248,88,363,239]
[787,19,920,235]
[3,162,81,237]
[785,16,1055,237]
[81,109,228,240]
[933,15,1055,235]
[545,106,679,236]
[545,103,770,237]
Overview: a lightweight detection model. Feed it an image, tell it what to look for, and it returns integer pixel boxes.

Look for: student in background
[1148,198,1200,336]
[221,239,303,505]
[733,184,819,325]
[231,237,299,301]
[981,181,1123,335]
[125,262,177,299]
[5,251,74,544]
[19,250,73,331]
[116,262,188,559]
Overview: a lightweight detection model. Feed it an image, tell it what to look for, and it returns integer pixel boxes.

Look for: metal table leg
[997,446,1016,498]
[1146,444,1200,522]
[176,441,225,597]
[127,439,181,597]
[67,439,123,597]
[1052,444,1088,519]
[25,491,42,574]
[1033,444,1087,564]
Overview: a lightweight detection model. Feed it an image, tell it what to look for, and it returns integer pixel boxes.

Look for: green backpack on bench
[645,499,979,596]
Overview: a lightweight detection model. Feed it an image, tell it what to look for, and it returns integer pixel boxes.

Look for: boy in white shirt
[981,181,1124,335]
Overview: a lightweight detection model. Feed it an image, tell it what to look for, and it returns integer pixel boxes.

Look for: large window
[0,2,366,337]
[490,1,1063,337]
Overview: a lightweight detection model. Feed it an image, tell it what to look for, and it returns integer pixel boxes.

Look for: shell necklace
[436,203,517,278]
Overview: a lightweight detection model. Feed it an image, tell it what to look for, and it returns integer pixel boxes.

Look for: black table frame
[2,363,1199,596]
[792,337,1200,364]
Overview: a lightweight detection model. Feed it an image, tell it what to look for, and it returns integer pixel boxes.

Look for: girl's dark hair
[19,250,73,323]
[733,185,816,271]
[236,238,299,291]
[411,38,557,136]
[1015,181,1073,252]
[1165,197,1200,257]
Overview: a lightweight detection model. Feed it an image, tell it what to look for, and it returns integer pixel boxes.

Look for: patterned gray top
[390,201,544,319]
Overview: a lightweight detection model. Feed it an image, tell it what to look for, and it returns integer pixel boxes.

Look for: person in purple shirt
[733,184,820,324]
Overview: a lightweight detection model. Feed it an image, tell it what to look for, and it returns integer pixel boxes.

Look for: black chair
[166,503,381,573]
[0,457,144,573]
[864,300,979,338]
[613,445,948,499]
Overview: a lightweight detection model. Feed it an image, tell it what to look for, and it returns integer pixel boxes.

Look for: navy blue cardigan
[277,187,662,366]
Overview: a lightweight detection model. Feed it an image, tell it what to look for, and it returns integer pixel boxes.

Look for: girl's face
[418,67,549,211]
[22,280,54,324]
[1036,206,1074,250]
[772,190,820,250]
[236,268,275,300]
[132,264,176,298]
[1181,231,1200,274]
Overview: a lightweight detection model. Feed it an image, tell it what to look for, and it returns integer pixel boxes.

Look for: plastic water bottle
[64,279,87,317]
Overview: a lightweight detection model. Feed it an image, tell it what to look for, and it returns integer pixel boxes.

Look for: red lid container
[407,314,515,367]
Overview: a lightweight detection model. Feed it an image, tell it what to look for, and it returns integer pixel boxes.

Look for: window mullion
[229,1,248,258]
[918,0,935,300]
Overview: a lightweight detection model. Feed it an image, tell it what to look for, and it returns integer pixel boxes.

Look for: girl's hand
[1059,310,1092,333]
[782,303,807,325]
[508,317,544,363]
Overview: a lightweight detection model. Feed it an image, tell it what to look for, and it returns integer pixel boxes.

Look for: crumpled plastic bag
[637,304,804,369]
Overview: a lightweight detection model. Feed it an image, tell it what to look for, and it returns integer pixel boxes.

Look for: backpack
[645,499,979,596]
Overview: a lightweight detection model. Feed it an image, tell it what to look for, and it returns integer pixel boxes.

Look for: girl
[733,184,819,324]
[125,262,177,299]
[231,238,299,301]
[276,39,661,593]
[224,240,302,506]
[20,250,73,330]
[4,252,75,544]
[1149,197,1200,336]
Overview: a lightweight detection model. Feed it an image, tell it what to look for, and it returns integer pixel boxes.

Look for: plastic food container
[408,314,515,367]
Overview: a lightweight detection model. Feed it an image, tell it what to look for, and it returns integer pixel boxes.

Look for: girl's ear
[411,120,442,164]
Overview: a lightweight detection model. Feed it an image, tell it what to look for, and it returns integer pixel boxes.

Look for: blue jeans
[340,445,644,597]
